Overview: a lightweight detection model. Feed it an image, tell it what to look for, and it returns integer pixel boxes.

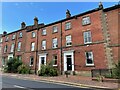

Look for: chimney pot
[34,16,38,26]
[99,2,103,9]
[3,31,7,35]
[21,22,26,29]
[66,9,71,18]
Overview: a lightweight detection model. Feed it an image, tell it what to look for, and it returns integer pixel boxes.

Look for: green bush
[38,60,58,76]
[4,57,22,73]
[17,64,30,74]
[112,60,120,79]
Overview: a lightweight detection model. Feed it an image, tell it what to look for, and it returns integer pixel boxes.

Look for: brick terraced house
[0,3,119,76]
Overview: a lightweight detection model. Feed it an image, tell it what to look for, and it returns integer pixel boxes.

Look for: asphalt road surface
[1,76,94,90]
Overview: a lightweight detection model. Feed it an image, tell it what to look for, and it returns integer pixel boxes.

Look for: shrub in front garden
[38,60,59,76]
[4,57,22,73]
[17,64,30,74]
[112,60,120,79]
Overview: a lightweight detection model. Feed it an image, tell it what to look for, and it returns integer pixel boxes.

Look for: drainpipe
[13,33,17,57]
[60,22,63,75]
[35,26,39,74]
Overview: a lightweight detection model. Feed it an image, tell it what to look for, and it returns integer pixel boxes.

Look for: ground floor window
[30,56,34,66]
[17,56,22,61]
[85,51,94,66]
[2,57,6,66]
[53,55,57,66]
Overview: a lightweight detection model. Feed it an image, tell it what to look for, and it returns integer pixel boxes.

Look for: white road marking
[13,85,25,89]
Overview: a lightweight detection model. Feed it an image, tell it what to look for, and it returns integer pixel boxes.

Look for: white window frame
[42,40,46,50]
[53,55,57,66]
[53,26,58,33]
[83,31,92,44]
[42,28,46,35]
[32,32,36,38]
[31,42,35,51]
[19,32,23,38]
[12,34,16,40]
[5,36,9,41]
[66,35,72,46]
[82,16,91,25]
[65,22,71,30]
[85,51,94,66]
[52,38,58,48]
[10,43,15,52]
[4,45,7,53]
[0,38,3,43]
[17,42,21,51]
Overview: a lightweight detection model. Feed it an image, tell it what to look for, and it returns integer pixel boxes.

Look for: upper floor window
[65,22,71,30]
[31,42,35,51]
[0,38,3,43]
[83,31,92,44]
[82,16,91,25]
[53,26,58,33]
[19,32,23,38]
[53,55,57,66]
[85,51,94,66]
[17,42,21,51]
[41,40,46,50]
[29,56,34,66]
[32,32,36,38]
[52,38,58,48]
[10,43,15,52]
[4,45,7,53]
[5,36,9,42]
[66,35,72,46]
[42,28,46,35]
[12,34,16,40]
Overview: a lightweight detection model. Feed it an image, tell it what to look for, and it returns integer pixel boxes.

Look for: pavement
[1,73,119,90]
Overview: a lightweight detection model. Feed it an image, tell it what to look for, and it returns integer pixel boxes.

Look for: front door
[63,51,74,71]
[41,57,45,65]
[66,55,72,70]
[38,54,47,70]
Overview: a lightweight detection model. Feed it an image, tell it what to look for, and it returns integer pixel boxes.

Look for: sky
[1,2,118,34]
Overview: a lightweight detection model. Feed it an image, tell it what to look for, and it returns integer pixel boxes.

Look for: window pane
[85,52,94,65]
[84,31,92,44]
[52,38,58,48]
[31,42,35,51]
[42,40,46,49]
[82,17,90,25]
[53,26,58,33]
[65,22,71,30]
[32,32,36,37]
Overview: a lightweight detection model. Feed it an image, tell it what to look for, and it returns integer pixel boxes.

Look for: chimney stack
[3,31,7,35]
[99,2,103,9]
[34,17,38,26]
[66,9,71,18]
[21,22,26,29]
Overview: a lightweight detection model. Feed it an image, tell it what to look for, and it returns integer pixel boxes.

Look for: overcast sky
[1,2,118,34]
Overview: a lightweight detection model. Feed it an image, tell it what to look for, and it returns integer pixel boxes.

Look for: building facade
[0,3,119,75]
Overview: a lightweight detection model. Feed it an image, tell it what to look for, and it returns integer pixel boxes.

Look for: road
[1,76,94,90]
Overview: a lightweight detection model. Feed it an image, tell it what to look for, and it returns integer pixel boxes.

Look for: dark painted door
[66,55,72,70]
